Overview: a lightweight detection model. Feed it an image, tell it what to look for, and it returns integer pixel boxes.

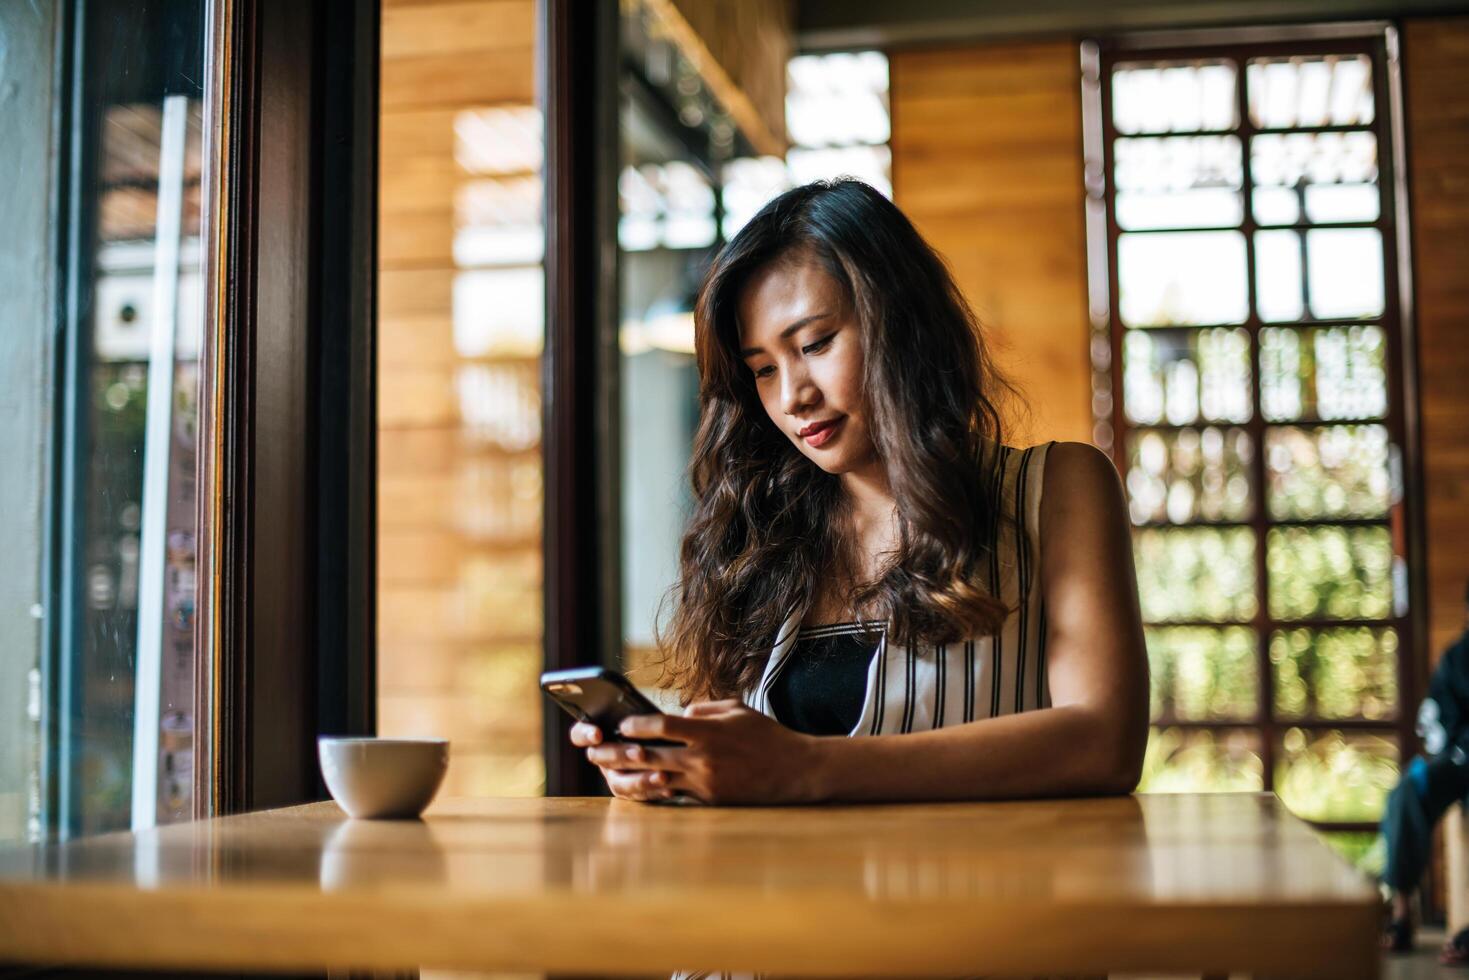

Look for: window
[1083,28,1414,872]
[0,1,207,843]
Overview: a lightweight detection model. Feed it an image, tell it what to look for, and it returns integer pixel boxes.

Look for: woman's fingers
[684,699,743,718]
[569,722,602,747]
[605,768,674,802]
[587,741,688,772]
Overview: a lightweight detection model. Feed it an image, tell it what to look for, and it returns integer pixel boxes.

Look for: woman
[574,179,1149,805]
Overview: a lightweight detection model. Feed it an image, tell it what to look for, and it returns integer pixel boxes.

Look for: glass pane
[1138,727,1264,793]
[1275,728,1398,822]
[378,5,547,797]
[1256,228,1385,323]
[786,51,890,148]
[1267,525,1393,621]
[1146,626,1258,722]
[1251,132,1379,226]
[1118,231,1248,327]
[1114,136,1241,230]
[2,3,207,844]
[1134,527,1257,623]
[1259,326,1387,422]
[618,161,717,252]
[1308,228,1385,320]
[1123,328,1252,426]
[1320,830,1386,878]
[1254,229,1303,322]
[1266,424,1391,520]
[787,144,892,197]
[1247,55,1375,129]
[1126,427,1252,524]
[1112,61,1238,135]
[721,155,792,239]
[1272,626,1399,721]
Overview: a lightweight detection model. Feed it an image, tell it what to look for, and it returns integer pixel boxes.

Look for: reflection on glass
[1147,626,1258,722]
[1272,626,1398,721]
[1126,427,1252,524]
[1111,61,1237,135]
[1134,527,1257,622]
[1138,727,1264,793]
[1122,328,1252,425]
[618,162,718,252]
[1259,326,1387,421]
[1247,55,1374,129]
[1275,728,1397,822]
[721,156,791,239]
[1267,525,1393,620]
[1118,231,1247,326]
[1113,135,1241,230]
[1266,424,1390,520]
[1251,131,1379,225]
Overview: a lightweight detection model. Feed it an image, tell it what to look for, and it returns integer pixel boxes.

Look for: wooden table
[0,793,1379,978]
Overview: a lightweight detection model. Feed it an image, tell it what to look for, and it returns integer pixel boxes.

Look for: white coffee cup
[317,737,449,819]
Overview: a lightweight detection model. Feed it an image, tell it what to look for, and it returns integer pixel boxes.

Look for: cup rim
[317,736,449,746]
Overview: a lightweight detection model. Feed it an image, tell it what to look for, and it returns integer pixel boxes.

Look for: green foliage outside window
[1267,525,1393,620]
[1272,626,1398,721]
[1134,527,1257,622]
[1147,626,1257,721]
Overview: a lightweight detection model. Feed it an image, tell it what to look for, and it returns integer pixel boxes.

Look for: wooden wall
[1404,17,1469,663]
[889,41,1093,448]
[378,0,545,797]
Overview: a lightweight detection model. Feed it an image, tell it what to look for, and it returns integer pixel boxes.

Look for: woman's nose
[780,366,819,416]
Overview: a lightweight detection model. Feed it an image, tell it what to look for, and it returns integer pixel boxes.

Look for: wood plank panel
[382,0,534,59]
[891,40,1092,447]
[379,313,457,367]
[378,0,544,798]
[1404,18,1469,662]
[382,48,535,110]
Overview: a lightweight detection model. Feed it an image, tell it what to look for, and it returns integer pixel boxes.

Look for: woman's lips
[799,417,843,448]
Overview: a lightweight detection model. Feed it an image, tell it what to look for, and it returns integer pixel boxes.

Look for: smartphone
[540,667,679,746]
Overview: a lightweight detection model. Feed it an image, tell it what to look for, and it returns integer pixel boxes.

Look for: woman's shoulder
[1042,440,1118,484]
[1036,440,1128,530]
[988,439,1121,514]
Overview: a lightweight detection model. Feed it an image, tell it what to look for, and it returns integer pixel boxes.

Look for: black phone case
[540,668,679,746]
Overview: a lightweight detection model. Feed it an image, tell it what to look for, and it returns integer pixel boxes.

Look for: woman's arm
[587,441,1150,804]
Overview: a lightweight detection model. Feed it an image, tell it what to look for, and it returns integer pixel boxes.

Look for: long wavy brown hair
[658,179,1021,703]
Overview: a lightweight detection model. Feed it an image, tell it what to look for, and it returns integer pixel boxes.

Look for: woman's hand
[574,700,827,805]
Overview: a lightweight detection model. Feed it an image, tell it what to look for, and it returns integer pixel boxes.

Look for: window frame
[1082,22,1425,836]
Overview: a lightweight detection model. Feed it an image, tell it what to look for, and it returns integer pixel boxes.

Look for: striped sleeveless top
[742,441,1055,734]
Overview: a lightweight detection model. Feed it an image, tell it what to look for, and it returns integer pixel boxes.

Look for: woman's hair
[658,178,1020,703]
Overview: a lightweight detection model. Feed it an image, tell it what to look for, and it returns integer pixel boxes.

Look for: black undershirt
[767,622,884,737]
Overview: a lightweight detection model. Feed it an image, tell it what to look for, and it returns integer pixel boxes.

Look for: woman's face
[736,254,878,477]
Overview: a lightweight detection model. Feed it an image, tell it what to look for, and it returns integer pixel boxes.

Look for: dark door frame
[196,0,378,816]
[539,0,623,797]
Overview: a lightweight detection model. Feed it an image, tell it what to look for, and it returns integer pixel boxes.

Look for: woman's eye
[802,334,834,355]
[753,365,775,379]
